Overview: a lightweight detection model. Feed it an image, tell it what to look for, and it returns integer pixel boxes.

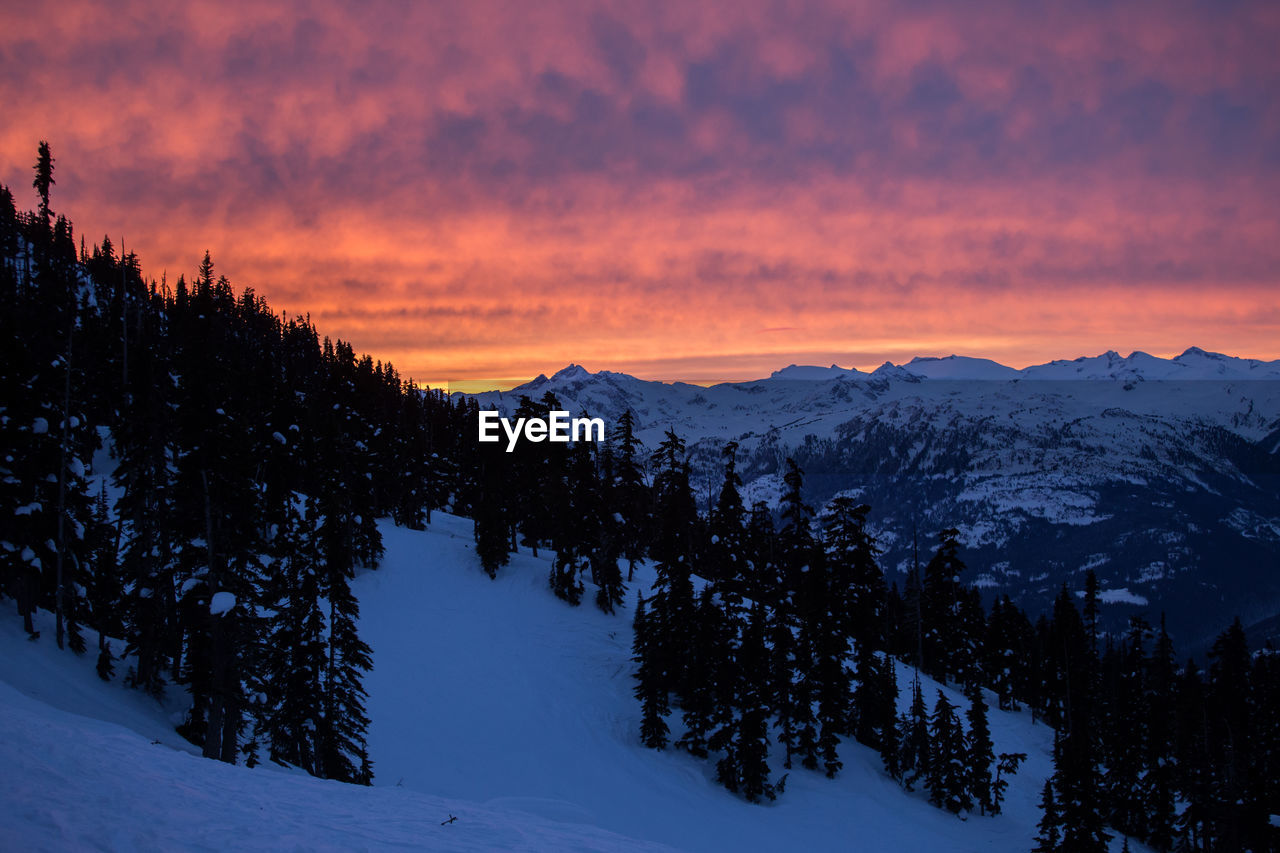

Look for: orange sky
[3,1,1279,388]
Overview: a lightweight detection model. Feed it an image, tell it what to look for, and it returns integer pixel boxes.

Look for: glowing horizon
[4,1,1278,383]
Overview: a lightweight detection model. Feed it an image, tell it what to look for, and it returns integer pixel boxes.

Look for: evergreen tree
[632,594,669,749]
[775,458,819,770]
[1049,585,1108,852]
[674,588,720,758]
[921,528,968,684]
[736,599,775,802]
[86,484,121,680]
[877,655,902,781]
[1144,614,1178,853]
[608,410,648,582]
[822,497,884,744]
[899,673,931,792]
[647,430,697,702]
[473,440,511,579]
[33,140,54,226]
[990,751,1026,816]
[927,690,971,815]
[965,679,995,815]
[1033,779,1063,852]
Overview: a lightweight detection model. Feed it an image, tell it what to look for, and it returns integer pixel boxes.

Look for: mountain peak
[551,364,591,381]
[769,363,859,380]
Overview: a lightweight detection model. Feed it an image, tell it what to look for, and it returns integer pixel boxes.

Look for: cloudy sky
[3,0,1278,386]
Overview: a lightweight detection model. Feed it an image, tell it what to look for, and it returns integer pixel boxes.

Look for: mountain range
[468,348,1280,651]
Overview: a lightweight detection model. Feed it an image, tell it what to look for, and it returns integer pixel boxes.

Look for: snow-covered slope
[467,350,1280,649]
[359,516,1059,852]
[3,514,1075,851]
[0,679,673,853]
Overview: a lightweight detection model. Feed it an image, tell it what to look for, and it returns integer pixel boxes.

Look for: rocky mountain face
[468,349,1280,651]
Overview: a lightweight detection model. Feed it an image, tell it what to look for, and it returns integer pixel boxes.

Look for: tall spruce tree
[964,679,995,815]
[927,690,971,815]
[632,593,670,749]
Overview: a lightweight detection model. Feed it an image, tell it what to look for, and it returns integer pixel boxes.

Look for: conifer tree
[1033,779,1062,852]
[647,430,697,701]
[877,655,902,782]
[921,528,967,684]
[33,141,54,226]
[473,442,511,579]
[736,599,775,802]
[1048,585,1108,852]
[86,484,121,680]
[927,690,971,815]
[261,497,328,775]
[964,679,995,814]
[900,673,931,791]
[608,410,648,581]
[990,751,1025,816]
[707,442,748,598]
[775,459,819,770]
[632,593,670,749]
[1144,614,1178,853]
[675,588,721,758]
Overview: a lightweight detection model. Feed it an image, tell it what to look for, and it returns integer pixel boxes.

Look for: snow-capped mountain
[468,349,1280,649]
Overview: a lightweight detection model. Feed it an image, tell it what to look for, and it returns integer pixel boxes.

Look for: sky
[3,0,1279,388]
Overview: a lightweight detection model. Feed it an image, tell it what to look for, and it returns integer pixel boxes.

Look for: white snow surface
[1,514,1151,851]
[209,591,237,615]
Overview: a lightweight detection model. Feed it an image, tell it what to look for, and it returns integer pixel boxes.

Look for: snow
[0,514,1147,851]
[32,416,49,434]
[757,349,1280,384]
[904,355,1020,381]
[0,680,671,852]
[357,515,1061,852]
[769,364,862,380]
[1097,588,1149,606]
[209,592,237,615]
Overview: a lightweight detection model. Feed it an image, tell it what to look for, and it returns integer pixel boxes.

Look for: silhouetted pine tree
[675,588,721,759]
[608,410,648,582]
[1144,614,1178,853]
[737,600,775,803]
[900,673,931,792]
[877,654,902,781]
[927,690,971,815]
[964,679,995,814]
[648,430,696,701]
[86,484,121,680]
[776,458,819,771]
[632,593,669,750]
[1049,584,1108,852]
[473,439,511,579]
[921,528,967,685]
[1033,779,1062,852]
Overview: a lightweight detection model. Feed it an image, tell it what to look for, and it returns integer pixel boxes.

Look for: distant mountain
[903,355,1020,381]
[468,349,1280,650]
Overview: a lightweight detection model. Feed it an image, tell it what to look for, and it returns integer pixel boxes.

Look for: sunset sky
[3,1,1278,388]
